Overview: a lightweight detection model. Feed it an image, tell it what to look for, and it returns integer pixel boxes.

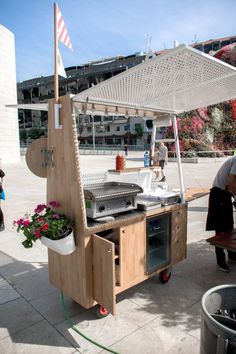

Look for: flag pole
[54,2,59,102]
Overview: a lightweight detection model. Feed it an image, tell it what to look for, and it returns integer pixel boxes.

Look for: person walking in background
[0,169,5,231]
[206,155,236,272]
[124,143,128,156]
[158,142,168,182]
[153,145,160,180]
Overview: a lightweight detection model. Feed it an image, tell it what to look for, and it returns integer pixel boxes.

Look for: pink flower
[42,224,49,231]
[16,218,24,226]
[49,201,59,208]
[52,214,60,219]
[34,204,47,214]
[23,220,30,227]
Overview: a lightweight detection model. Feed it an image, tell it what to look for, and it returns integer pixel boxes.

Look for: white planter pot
[41,229,76,255]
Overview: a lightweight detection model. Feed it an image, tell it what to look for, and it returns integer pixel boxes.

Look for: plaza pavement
[0,153,235,354]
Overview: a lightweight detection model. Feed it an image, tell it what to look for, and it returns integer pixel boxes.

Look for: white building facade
[0,24,20,163]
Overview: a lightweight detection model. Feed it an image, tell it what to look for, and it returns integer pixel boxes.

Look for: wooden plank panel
[207,229,236,252]
[25,137,47,178]
[92,234,116,315]
[47,96,94,309]
[184,188,209,202]
[108,167,161,173]
[171,204,187,265]
[119,220,146,286]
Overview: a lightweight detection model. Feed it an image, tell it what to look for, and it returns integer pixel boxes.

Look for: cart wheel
[95,305,109,318]
[159,268,172,284]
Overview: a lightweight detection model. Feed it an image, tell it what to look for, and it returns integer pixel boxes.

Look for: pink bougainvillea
[191,116,203,133]
[231,100,236,120]
[197,107,208,120]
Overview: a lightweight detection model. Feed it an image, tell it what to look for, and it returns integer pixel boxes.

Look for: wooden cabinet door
[119,220,146,286]
[92,234,116,315]
[171,205,187,265]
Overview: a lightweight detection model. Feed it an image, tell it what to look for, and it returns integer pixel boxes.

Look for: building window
[25,111,33,128]
[105,125,110,132]
[94,115,101,122]
[146,120,153,129]
[124,124,130,131]
[41,111,48,127]
[116,126,120,131]
[115,138,121,145]
[87,126,92,133]
[104,116,113,122]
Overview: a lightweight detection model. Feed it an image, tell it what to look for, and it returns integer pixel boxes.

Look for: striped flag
[57,5,73,50]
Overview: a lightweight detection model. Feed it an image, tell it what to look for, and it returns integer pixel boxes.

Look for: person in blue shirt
[0,169,5,231]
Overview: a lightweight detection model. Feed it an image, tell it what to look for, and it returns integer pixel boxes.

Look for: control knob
[126,200,132,207]
[99,205,105,212]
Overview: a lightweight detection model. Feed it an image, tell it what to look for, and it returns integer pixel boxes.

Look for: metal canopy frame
[72,44,236,116]
[72,44,236,203]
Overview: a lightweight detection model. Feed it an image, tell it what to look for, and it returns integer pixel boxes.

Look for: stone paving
[0,153,235,354]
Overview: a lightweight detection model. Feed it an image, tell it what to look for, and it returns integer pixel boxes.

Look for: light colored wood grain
[108,166,161,174]
[184,188,209,202]
[119,220,146,286]
[92,234,116,315]
[171,204,187,265]
[47,96,94,309]
[25,137,47,178]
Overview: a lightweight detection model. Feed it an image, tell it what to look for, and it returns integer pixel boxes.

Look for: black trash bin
[201,284,236,354]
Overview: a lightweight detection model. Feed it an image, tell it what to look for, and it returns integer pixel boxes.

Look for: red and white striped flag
[57,5,73,50]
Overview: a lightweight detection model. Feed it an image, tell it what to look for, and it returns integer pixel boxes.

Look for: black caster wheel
[159,268,172,284]
[95,305,110,318]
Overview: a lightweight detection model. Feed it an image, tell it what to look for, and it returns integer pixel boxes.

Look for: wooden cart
[26,95,209,316]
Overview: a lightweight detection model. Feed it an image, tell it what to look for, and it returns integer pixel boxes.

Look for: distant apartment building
[17,35,236,146]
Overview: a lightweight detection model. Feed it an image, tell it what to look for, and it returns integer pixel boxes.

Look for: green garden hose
[60,292,120,354]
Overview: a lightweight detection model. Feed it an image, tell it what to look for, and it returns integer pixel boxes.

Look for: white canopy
[72,44,236,117]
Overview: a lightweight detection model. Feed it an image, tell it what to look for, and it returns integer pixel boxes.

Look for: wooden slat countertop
[108,166,161,174]
[207,229,236,252]
[184,187,209,202]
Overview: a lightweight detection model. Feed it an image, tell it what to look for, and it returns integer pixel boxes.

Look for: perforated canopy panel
[72,45,236,116]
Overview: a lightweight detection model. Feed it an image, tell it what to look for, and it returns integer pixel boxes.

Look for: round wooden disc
[25,137,47,178]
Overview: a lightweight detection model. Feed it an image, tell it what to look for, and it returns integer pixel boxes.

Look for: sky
[1,0,236,82]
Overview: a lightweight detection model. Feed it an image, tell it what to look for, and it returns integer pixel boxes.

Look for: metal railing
[20,142,236,158]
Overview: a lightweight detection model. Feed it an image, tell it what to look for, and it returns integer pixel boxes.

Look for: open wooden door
[92,234,116,315]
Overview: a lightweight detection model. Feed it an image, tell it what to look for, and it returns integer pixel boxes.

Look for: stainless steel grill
[84,182,143,219]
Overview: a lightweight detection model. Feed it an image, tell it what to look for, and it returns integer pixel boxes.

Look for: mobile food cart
[24,45,236,316]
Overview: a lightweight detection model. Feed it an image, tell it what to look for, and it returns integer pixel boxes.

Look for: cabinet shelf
[148,229,166,237]
[148,244,166,253]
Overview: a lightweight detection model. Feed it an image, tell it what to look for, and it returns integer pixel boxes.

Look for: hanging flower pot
[40,227,76,255]
[13,200,76,255]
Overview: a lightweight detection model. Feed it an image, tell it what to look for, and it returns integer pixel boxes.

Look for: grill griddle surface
[84,182,142,200]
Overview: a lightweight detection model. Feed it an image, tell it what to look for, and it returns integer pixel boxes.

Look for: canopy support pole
[172,114,185,203]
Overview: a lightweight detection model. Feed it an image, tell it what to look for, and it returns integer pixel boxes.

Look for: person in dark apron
[206,156,236,272]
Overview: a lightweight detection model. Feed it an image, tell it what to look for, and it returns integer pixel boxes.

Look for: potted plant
[13,200,76,255]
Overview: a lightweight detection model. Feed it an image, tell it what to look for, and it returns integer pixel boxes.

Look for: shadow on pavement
[0,240,235,352]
